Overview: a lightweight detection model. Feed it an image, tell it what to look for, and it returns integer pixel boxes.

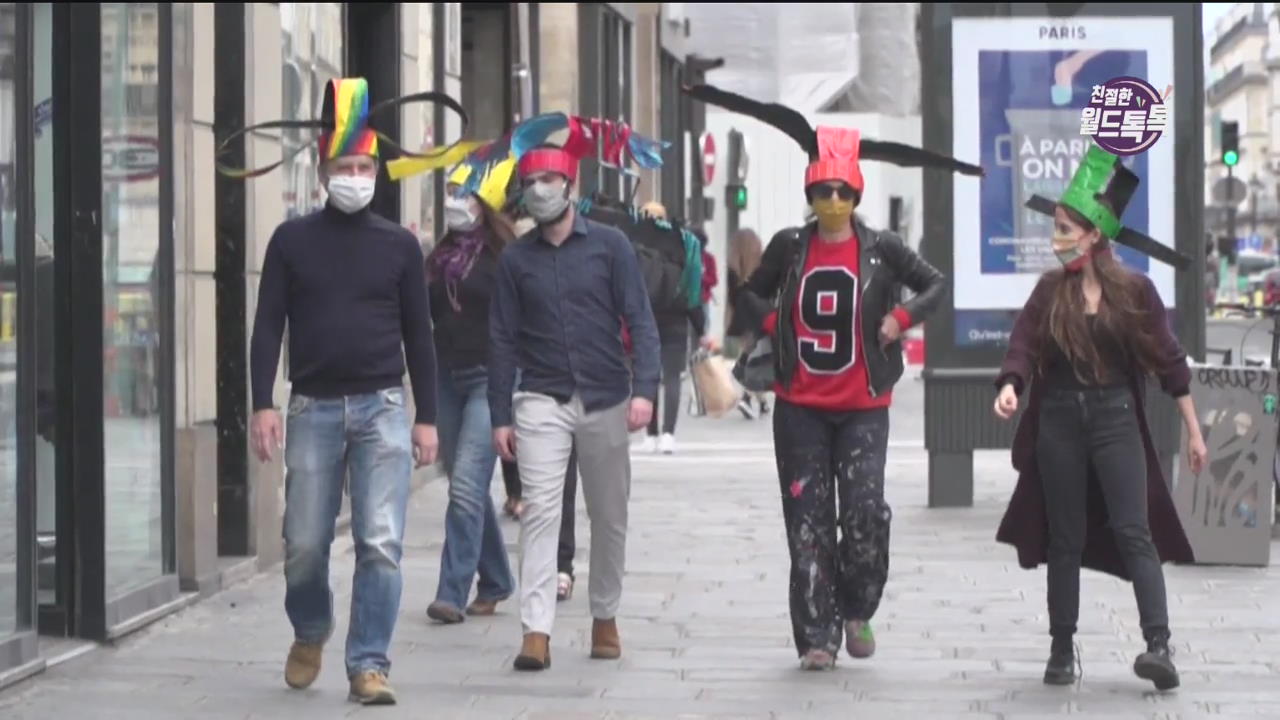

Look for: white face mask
[326,175,376,214]
[444,195,481,231]
[522,179,570,224]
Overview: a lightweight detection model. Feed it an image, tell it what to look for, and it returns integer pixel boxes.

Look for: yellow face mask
[812,197,854,234]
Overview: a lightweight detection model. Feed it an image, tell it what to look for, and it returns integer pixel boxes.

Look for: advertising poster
[951,17,1176,348]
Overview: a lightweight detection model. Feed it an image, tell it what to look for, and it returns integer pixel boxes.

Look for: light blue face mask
[522,179,569,223]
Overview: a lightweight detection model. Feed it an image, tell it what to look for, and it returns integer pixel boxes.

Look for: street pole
[1226,165,1238,304]
[1250,183,1258,235]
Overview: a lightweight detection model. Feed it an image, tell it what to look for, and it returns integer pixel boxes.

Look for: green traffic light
[734,186,747,209]
[1223,150,1239,167]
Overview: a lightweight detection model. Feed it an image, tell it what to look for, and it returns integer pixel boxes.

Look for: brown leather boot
[465,598,503,617]
[590,618,622,660]
[514,632,551,671]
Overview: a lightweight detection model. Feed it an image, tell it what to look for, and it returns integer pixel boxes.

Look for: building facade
[1205,2,1279,240]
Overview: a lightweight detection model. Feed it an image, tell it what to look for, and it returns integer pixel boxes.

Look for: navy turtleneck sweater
[250,204,438,424]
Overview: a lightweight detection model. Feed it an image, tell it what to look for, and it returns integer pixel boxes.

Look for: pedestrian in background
[635,203,714,455]
[242,77,442,705]
[725,227,768,418]
[994,146,1206,691]
[423,156,519,625]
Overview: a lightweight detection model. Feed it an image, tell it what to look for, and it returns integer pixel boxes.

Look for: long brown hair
[1038,204,1165,384]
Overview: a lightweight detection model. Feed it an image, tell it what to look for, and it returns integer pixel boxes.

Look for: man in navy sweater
[245,78,438,706]
[489,143,661,671]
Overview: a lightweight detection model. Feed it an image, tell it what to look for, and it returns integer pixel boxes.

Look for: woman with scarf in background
[423,159,519,624]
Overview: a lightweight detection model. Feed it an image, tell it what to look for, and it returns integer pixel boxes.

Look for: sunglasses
[809,184,857,201]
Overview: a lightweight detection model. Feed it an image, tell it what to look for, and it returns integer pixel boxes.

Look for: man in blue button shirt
[489,143,661,671]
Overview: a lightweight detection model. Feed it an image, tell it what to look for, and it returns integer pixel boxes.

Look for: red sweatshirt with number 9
[761,231,909,411]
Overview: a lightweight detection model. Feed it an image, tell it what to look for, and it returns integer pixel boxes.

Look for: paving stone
[1,373,1276,717]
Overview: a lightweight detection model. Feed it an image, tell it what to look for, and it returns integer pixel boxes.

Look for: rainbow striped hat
[317,78,380,161]
[216,77,470,180]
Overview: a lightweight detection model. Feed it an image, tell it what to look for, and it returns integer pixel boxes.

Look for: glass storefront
[0,0,18,642]
[101,2,166,601]
[281,2,344,220]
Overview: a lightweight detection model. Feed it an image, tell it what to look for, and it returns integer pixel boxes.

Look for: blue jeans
[433,366,515,610]
[283,387,412,678]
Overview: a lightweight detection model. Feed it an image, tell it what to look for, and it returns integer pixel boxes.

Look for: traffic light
[1221,120,1239,167]
[726,184,747,210]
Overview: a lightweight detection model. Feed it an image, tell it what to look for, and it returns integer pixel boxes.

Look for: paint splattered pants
[772,399,892,657]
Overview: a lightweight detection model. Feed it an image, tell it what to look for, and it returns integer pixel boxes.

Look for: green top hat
[1024,145,1191,270]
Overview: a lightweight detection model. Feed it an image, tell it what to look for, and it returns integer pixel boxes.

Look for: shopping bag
[689,349,739,418]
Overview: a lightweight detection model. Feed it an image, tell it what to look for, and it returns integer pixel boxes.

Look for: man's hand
[412,424,439,468]
[250,409,283,463]
[879,314,902,348]
[993,384,1019,420]
[699,335,719,352]
[627,397,654,432]
[493,426,516,462]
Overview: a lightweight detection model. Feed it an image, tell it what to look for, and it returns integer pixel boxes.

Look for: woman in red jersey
[684,84,983,670]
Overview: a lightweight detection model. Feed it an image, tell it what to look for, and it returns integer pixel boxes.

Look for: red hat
[804,127,864,193]
[517,147,579,182]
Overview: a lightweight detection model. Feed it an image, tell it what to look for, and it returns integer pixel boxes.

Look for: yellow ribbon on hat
[447,155,517,212]
[385,140,488,182]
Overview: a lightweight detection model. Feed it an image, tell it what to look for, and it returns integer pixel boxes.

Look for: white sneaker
[658,433,676,455]
[636,435,658,453]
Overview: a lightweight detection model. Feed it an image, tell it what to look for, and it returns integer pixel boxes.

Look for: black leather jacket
[735,218,948,400]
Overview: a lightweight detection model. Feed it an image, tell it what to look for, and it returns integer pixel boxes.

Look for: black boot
[1133,634,1179,691]
[1043,636,1076,685]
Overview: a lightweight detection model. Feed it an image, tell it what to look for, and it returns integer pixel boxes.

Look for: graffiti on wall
[1173,367,1277,566]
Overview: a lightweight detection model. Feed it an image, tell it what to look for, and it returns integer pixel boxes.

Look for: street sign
[700,132,716,186]
[1212,175,1248,205]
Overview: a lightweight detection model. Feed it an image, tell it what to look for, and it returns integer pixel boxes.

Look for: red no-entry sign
[701,132,716,185]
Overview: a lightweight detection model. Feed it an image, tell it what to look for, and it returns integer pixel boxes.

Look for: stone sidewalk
[1,373,1278,719]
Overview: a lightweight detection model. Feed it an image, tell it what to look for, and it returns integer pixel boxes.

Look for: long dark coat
[994,271,1195,580]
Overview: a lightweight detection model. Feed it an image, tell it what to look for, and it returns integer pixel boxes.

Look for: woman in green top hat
[992,145,1208,691]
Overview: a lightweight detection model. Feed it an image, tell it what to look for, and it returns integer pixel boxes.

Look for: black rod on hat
[861,139,984,176]
[1022,194,1193,271]
[682,83,985,177]
[216,84,471,179]
[681,84,817,157]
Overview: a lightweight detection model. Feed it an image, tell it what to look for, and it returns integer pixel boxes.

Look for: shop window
[281,2,344,220]
[0,0,17,641]
[100,1,166,600]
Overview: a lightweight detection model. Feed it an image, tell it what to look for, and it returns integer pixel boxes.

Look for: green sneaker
[846,620,876,659]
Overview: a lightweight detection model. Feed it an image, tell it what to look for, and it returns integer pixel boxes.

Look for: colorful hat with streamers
[446,157,517,212]
[215,77,469,180]
[1023,145,1191,270]
[682,83,984,197]
[387,112,670,197]
[316,78,380,161]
